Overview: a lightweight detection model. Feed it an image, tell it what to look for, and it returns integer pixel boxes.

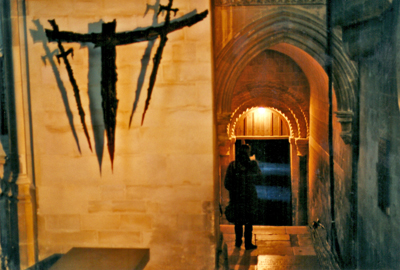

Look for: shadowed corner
[29,19,82,154]
[87,20,105,174]
[128,0,160,128]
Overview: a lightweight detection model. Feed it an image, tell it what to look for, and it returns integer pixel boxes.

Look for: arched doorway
[234,107,292,225]
[218,48,311,226]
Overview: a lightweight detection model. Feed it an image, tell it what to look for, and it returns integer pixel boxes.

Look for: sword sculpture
[45,3,208,169]
[141,0,177,125]
[48,19,93,152]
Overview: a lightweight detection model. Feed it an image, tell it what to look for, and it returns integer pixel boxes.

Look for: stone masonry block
[118,154,167,186]
[27,0,75,17]
[155,125,212,155]
[177,214,207,231]
[120,214,152,230]
[156,201,203,215]
[149,84,199,110]
[152,213,178,230]
[126,186,152,200]
[81,214,122,230]
[196,41,212,63]
[149,185,213,202]
[163,62,211,83]
[166,154,213,185]
[163,110,212,128]
[98,231,142,246]
[40,231,98,246]
[194,82,212,108]
[103,1,148,17]
[101,185,126,200]
[38,187,94,214]
[112,200,147,213]
[39,156,103,185]
[45,215,81,232]
[150,230,183,246]
[70,1,102,17]
[172,43,196,62]
[88,201,113,213]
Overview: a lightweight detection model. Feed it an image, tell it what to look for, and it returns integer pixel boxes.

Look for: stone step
[220,225,322,270]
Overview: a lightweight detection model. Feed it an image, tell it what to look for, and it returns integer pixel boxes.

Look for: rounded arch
[230,106,294,139]
[216,7,358,119]
[229,95,308,139]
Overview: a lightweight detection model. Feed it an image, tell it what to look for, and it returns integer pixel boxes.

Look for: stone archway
[215,7,358,226]
[216,7,357,143]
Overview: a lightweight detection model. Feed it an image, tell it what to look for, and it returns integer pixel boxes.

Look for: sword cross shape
[45,2,208,169]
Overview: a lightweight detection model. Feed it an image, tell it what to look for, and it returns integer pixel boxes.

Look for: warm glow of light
[257,107,267,114]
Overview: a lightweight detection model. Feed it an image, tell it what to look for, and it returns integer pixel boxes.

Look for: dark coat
[224,159,262,224]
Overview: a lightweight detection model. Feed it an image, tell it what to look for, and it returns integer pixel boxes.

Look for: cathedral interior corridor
[1,0,400,269]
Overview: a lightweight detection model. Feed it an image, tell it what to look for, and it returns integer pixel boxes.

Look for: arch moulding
[215,7,358,145]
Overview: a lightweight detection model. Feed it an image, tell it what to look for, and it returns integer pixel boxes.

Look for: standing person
[224,144,262,250]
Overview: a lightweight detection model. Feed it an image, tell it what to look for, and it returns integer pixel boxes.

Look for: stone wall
[24,0,215,269]
[340,1,400,269]
[334,0,400,268]
[308,77,354,266]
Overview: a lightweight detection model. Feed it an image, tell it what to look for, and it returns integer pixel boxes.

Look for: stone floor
[220,225,322,270]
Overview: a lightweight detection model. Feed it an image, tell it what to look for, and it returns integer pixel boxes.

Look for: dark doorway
[236,139,292,225]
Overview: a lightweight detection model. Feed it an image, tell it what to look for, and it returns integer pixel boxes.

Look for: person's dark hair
[236,144,251,165]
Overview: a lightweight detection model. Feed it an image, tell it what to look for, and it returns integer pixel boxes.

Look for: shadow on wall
[29,3,206,173]
[30,20,82,154]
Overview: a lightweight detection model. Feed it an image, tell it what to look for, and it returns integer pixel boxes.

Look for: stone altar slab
[49,248,149,270]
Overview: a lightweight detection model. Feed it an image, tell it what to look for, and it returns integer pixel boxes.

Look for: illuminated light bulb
[257,107,267,114]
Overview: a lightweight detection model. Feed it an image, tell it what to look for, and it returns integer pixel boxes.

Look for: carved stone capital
[295,138,309,157]
[217,112,232,123]
[218,139,232,156]
[335,110,354,144]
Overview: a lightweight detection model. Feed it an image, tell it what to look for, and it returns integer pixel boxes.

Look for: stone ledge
[48,248,149,270]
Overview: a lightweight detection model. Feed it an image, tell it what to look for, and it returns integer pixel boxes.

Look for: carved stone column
[289,137,300,225]
[290,137,309,225]
[5,0,39,268]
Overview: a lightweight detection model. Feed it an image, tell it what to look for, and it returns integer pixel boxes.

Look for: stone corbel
[335,111,354,144]
[295,138,309,157]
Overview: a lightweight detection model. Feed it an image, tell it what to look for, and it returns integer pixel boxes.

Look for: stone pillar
[8,0,38,267]
[296,138,308,225]
[290,137,309,225]
[289,137,300,225]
